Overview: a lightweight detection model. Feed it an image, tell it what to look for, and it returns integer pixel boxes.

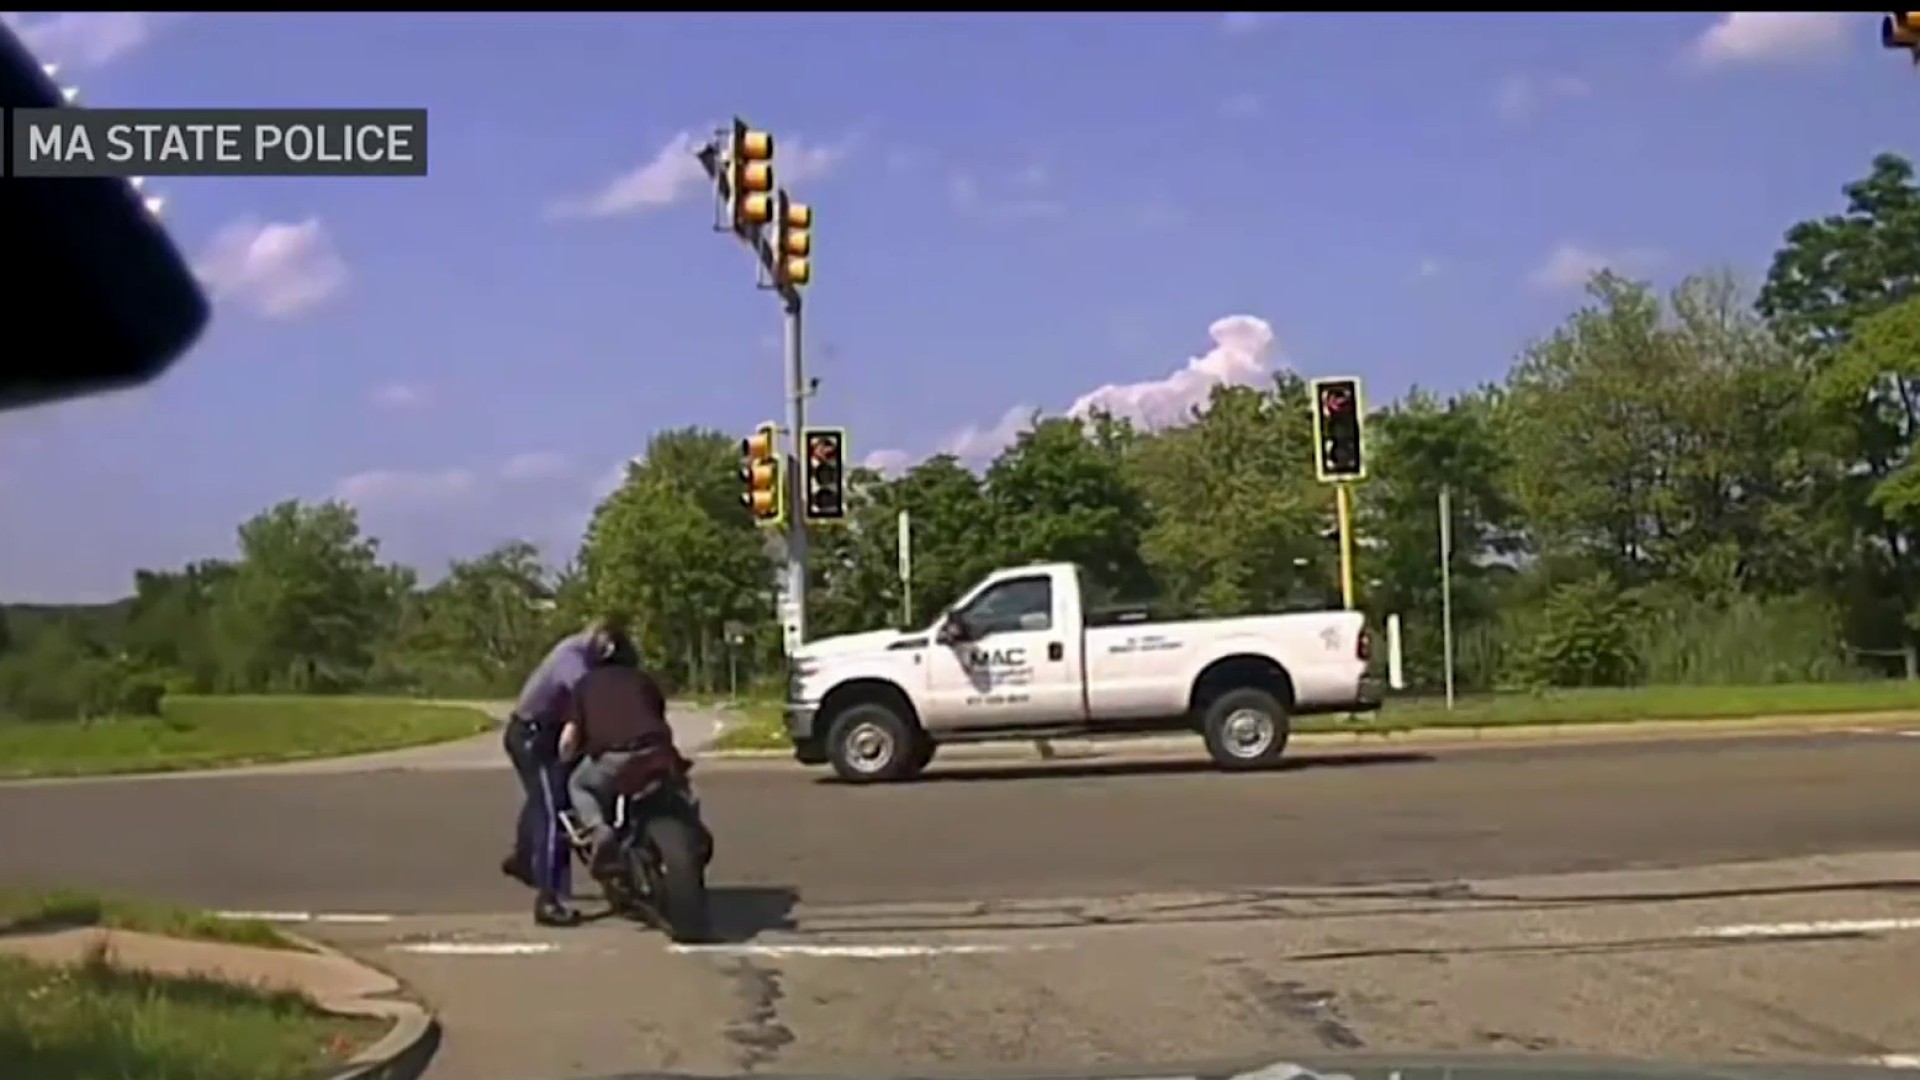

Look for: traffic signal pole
[697,118,822,654]
[1335,483,1355,611]
[781,290,809,647]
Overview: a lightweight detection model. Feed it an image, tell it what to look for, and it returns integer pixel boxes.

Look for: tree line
[4,152,1920,719]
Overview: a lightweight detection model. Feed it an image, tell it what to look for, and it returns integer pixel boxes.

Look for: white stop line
[667,942,1053,959]
[1695,917,1920,940]
[214,910,395,925]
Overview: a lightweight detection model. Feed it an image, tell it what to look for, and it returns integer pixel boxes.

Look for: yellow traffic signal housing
[801,426,847,523]
[1310,376,1367,484]
[739,421,784,526]
[729,118,775,234]
[1884,12,1920,55]
[774,191,812,288]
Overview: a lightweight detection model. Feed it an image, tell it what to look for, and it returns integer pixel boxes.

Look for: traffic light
[773,190,812,288]
[1311,376,1366,483]
[1883,13,1920,60]
[727,118,775,236]
[740,421,783,526]
[801,426,847,523]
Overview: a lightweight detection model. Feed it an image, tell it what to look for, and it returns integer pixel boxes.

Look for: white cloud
[1219,92,1264,119]
[550,130,706,219]
[370,382,429,411]
[0,11,174,71]
[943,405,1040,463]
[949,169,1066,222]
[862,448,915,476]
[194,217,349,320]
[876,314,1282,470]
[500,451,570,483]
[1690,12,1854,68]
[334,467,478,507]
[779,135,858,186]
[1495,73,1592,124]
[1418,257,1445,280]
[550,128,856,220]
[593,457,643,499]
[1528,243,1665,292]
[1220,12,1276,36]
[1067,314,1277,428]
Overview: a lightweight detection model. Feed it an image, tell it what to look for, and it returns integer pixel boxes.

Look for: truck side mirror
[936,614,969,645]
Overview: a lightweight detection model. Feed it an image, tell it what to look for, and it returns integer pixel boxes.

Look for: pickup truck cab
[785,561,1383,782]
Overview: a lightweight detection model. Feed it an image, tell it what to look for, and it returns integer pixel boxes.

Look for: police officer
[501,617,625,927]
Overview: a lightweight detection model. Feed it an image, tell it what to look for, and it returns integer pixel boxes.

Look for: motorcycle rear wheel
[635,814,712,944]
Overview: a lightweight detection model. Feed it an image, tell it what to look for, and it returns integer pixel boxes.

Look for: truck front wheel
[825,703,927,783]
[1200,686,1291,771]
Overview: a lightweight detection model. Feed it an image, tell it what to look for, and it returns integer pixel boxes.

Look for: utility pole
[1439,486,1456,711]
[897,509,913,627]
[699,118,845,654]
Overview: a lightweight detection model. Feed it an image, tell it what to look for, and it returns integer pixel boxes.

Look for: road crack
[720,959,795,1072]
[1214,957,1367,1051]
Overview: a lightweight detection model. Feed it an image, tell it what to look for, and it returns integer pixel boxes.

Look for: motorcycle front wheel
[635,814,712,944]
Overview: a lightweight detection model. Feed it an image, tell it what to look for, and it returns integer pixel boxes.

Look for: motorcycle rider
[501,616,626,927]
[557,634,686,875]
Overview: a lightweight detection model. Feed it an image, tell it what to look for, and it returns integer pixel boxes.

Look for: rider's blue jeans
[567,749,639,836]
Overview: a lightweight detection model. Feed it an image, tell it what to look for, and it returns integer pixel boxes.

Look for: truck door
[922,574,1083,730]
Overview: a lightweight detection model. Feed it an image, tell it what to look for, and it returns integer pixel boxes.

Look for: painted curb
[697,709,1920,764]
[285,931,445,1080]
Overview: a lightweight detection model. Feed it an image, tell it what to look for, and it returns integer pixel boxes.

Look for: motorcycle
[559,739,715,943]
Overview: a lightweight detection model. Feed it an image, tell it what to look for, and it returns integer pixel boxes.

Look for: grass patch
[709,681,1920,751]
[0,889,296,951]
[0,695,493,779]
[710,700,787,751]
[1351,680,1920,730]
[0,945,380,1080]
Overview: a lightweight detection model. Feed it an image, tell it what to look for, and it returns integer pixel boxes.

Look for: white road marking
[667,942,1050,959]
[388,941,558,956]
[1855,1054,1920,1069]
[213,910,395,925]
[1695,917,1920,940]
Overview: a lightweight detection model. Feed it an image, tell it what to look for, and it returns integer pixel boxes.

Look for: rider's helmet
[602,630,641,669]
[584,614,631,665]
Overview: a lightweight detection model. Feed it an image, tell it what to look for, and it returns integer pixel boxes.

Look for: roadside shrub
[1510,575,1642,688]
[0,651,167,722]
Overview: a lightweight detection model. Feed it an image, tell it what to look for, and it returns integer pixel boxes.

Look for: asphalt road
[4,728,1920,1079]
[1,730,1916,915]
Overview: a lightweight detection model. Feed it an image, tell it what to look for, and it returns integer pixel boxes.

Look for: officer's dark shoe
[534,894,583,927]
[500,852,535,888]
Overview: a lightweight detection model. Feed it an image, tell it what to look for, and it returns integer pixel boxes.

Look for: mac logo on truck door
[966,647,1028,669]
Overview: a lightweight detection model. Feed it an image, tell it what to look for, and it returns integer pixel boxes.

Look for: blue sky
[0,11,1913,602]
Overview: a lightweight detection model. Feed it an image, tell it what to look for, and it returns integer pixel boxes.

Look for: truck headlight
[788,660,818,701]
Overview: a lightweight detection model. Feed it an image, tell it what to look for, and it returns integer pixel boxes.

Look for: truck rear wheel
[1200,686,1290,771]
[825,702,926,783]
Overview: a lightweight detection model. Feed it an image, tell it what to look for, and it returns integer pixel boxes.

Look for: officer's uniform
[503,631,594,917]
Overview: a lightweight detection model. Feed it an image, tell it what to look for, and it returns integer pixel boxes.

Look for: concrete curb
[0,926,443,1080]
[285,930,445,1080]
[697,709,1920,765]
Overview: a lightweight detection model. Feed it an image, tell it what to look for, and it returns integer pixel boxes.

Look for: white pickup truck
[784,561,1383,782]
